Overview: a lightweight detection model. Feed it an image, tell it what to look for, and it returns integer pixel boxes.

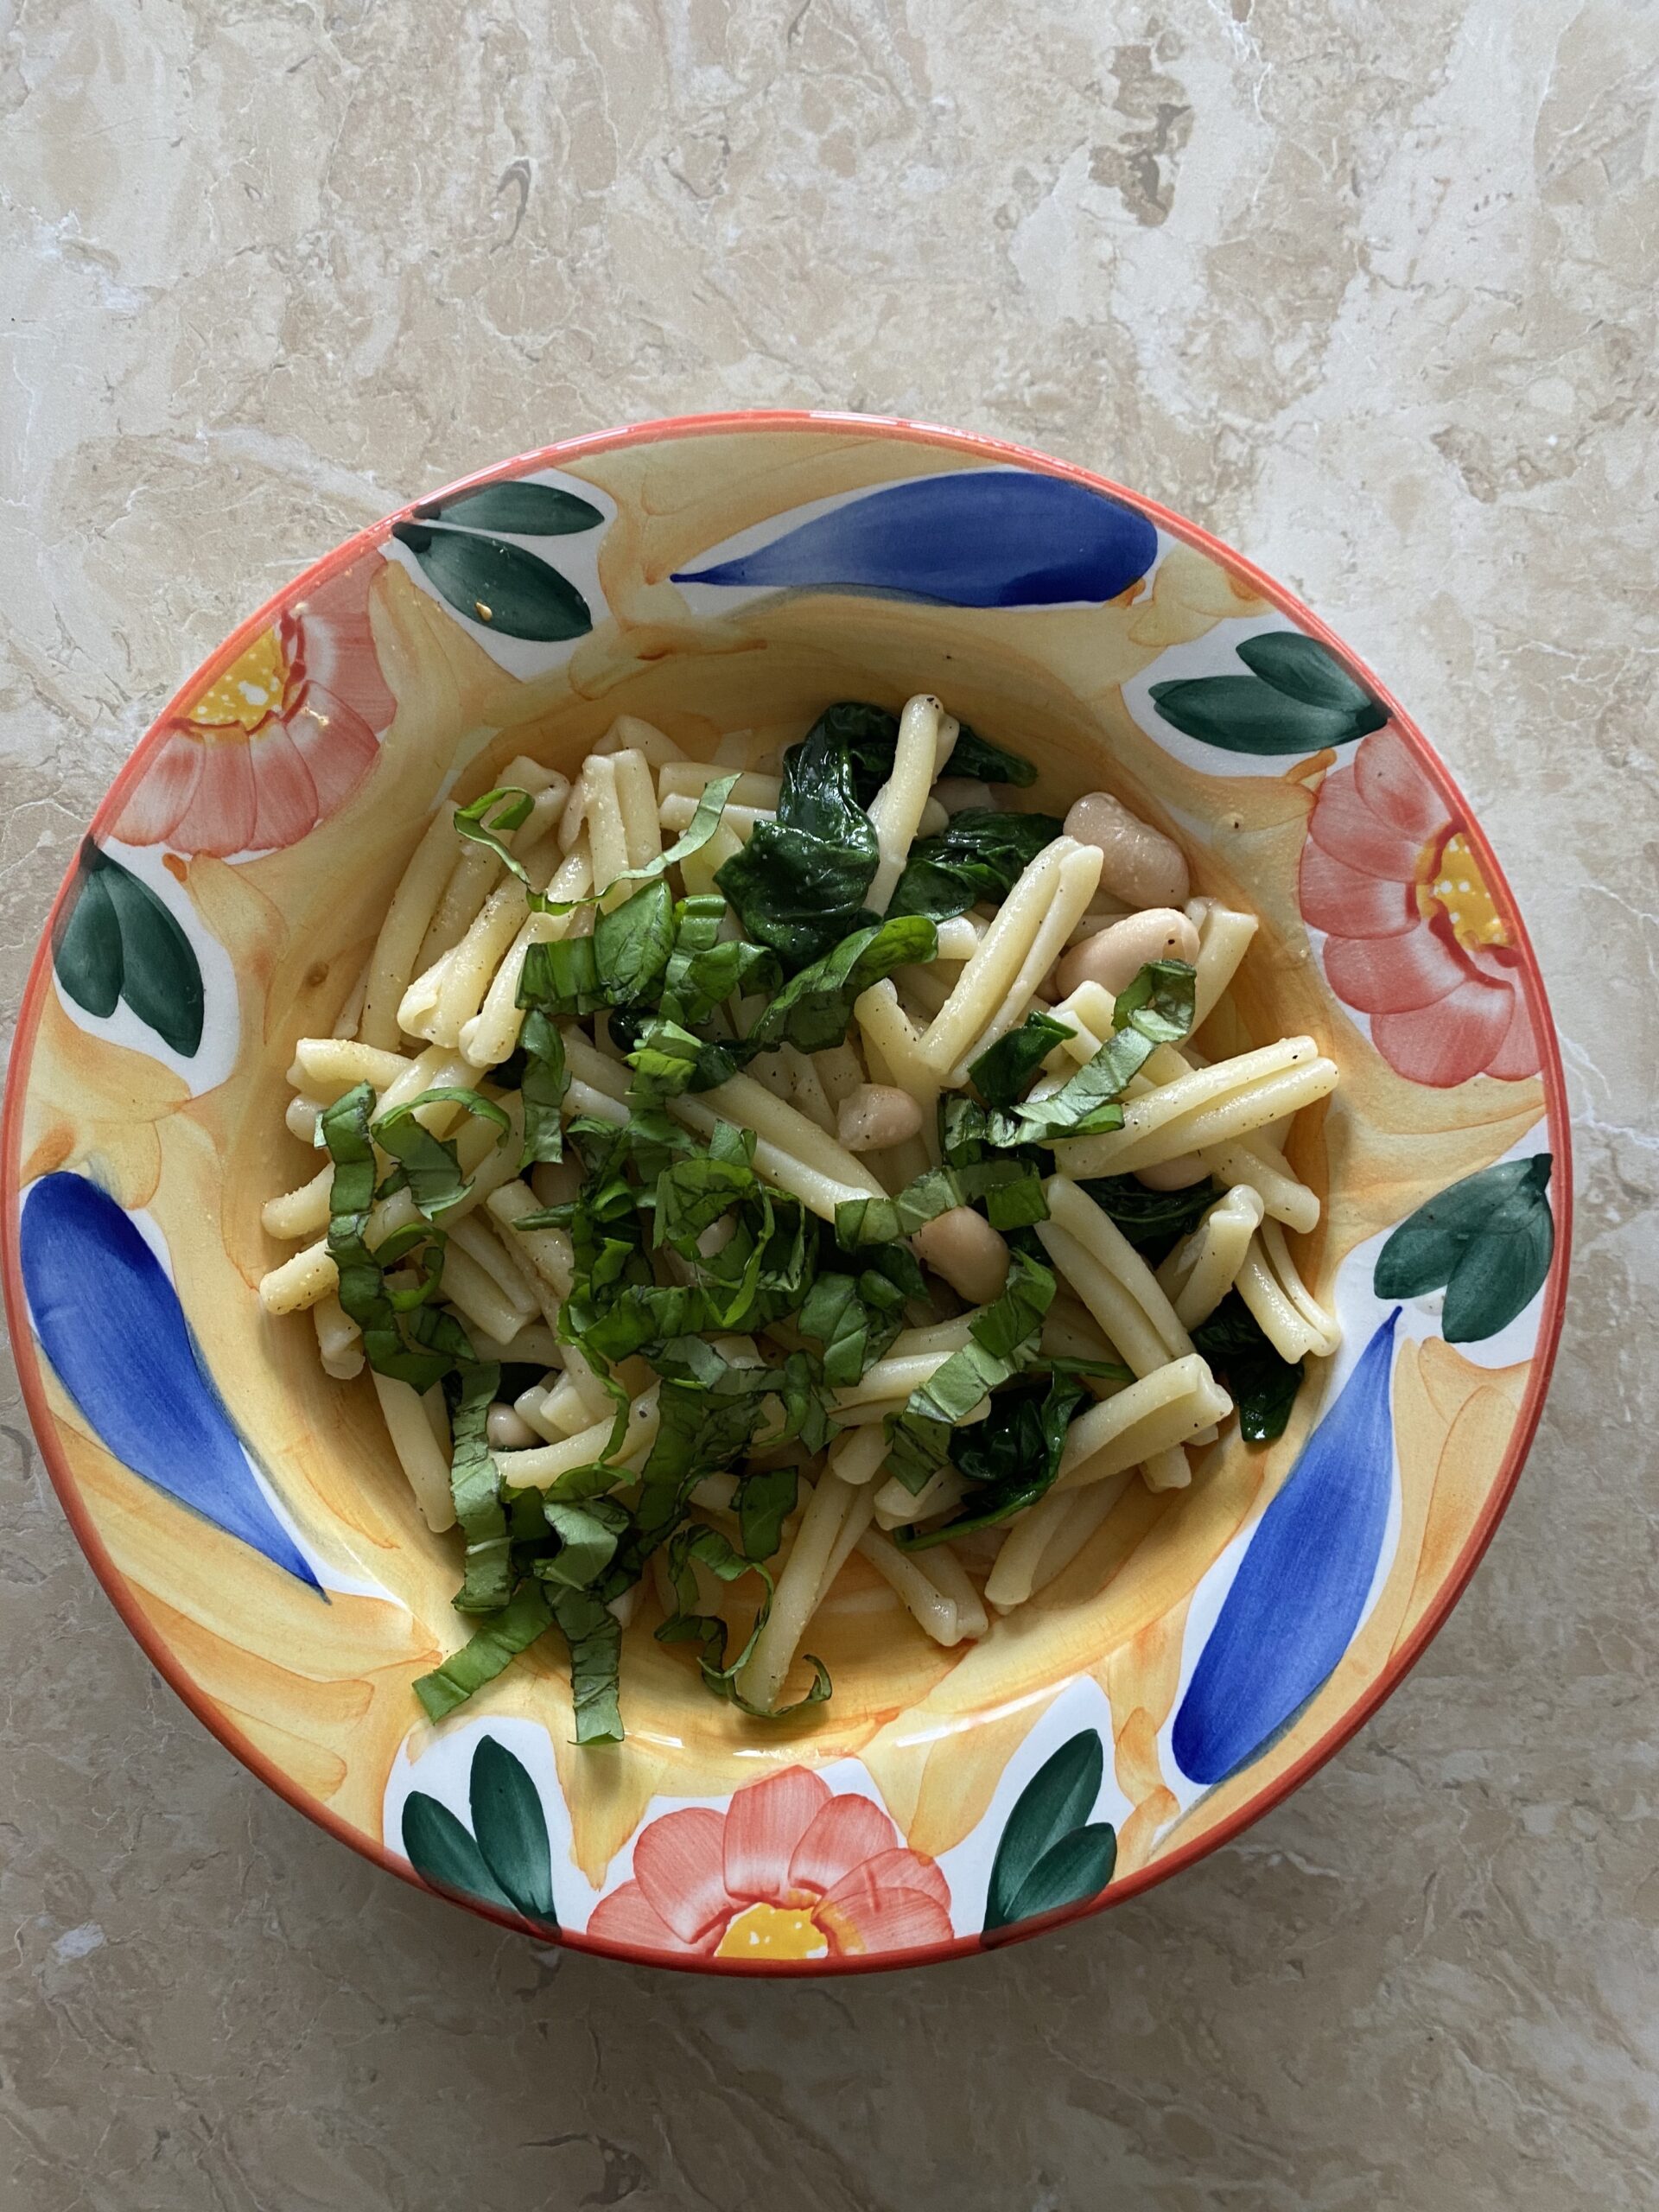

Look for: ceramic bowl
[3,412,1569,1974]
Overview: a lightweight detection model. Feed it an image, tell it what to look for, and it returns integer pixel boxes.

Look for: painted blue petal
[1172,1310,1400,1787]
[671,471,1159,608]
[20,1173,320,1588]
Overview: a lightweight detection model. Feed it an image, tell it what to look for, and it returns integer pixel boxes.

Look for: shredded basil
[448,1361,511,1611]
[412,1580,556,1723]
[540,1582,624,1744]
[453,785,537,879]
[746,913,938,1055]
[517,935,604,1019]
[990,959,1197,1145]
[655,1522,831,1718]
[321,1084,474,1391]
[372,1086,511,1223]
[518,1011,569,1167]
[884,1249,1058,1492]
[540,1497,630,1589]
[458,772,741,918]
[594,880,676,1004]
[969,1012,1077,1109]
[798,1243,921,1386]
[659,893,779,1026]
[835,1159,1049,1249]
[736,1465,798,1562]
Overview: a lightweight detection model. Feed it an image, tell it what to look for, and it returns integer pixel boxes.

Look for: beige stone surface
[2,1,1656,2205]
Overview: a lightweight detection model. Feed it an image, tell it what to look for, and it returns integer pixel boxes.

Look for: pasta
[262,691,1342,1741]
[1156,1183,1265,1330]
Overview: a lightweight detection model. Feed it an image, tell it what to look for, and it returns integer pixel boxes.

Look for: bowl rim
[1,407,1573,1975]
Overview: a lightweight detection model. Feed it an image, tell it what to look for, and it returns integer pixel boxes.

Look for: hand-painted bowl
[3,413,1569,1974]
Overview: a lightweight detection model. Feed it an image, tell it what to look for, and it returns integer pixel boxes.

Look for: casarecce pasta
[258,695,1342,1740]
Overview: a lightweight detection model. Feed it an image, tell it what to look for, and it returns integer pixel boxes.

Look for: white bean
[912,1208,1009,1306]
[1065,791,1190,908]
[486,1404,540,1450]
[931,778,996,816]
[1056,907,1201,1000]
[1135,1153,1211,1191]
[837,1084,925,1153]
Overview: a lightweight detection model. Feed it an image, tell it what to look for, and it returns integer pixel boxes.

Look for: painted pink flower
[1299,725,1539,1087]
[586,1766,953,1962]
[110,550,394,858]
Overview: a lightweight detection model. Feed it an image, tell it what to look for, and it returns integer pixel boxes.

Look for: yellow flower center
[714,1900,830,1961]
[188,626,291,735]
[1415,830,1510,953]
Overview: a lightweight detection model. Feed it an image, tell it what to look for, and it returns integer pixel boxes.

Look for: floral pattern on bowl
[1,412,1570,1974]
[110,549,394,859]
[1299,725,1539,1086]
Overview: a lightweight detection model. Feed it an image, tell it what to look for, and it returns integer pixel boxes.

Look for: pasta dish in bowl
[3,414,1567,1971]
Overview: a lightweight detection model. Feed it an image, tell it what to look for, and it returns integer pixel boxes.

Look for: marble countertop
[3,3,1655,2206]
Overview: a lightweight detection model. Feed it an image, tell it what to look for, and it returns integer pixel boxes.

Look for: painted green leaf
[401,1789,517,1913]
[423,481,605,536]
[1373,1153,1554,1343]
[1235,631,1376,714]
[391,520,593,642]
[1000,1822,1119,1927]
[99,861,205,1056]
[984,1730,1104,1931]
[51,841,204,1057]
[468,1736,559,1929]
[1147,677,1383,754]
[1147,631,1386,755]
[51,868,122,1018]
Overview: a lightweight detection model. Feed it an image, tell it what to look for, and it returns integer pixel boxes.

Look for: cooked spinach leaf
[1191,1293,1304,1442]
[715,824,879,972]
[894,1369,1089,1548]
[748,913,938,1056]
[1075,1171,1224,1264]
[778,704,887,840]
[889,809,1065,922]
[713,704,892,969]
[798,702,903,804]
[948,721,1039,787]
